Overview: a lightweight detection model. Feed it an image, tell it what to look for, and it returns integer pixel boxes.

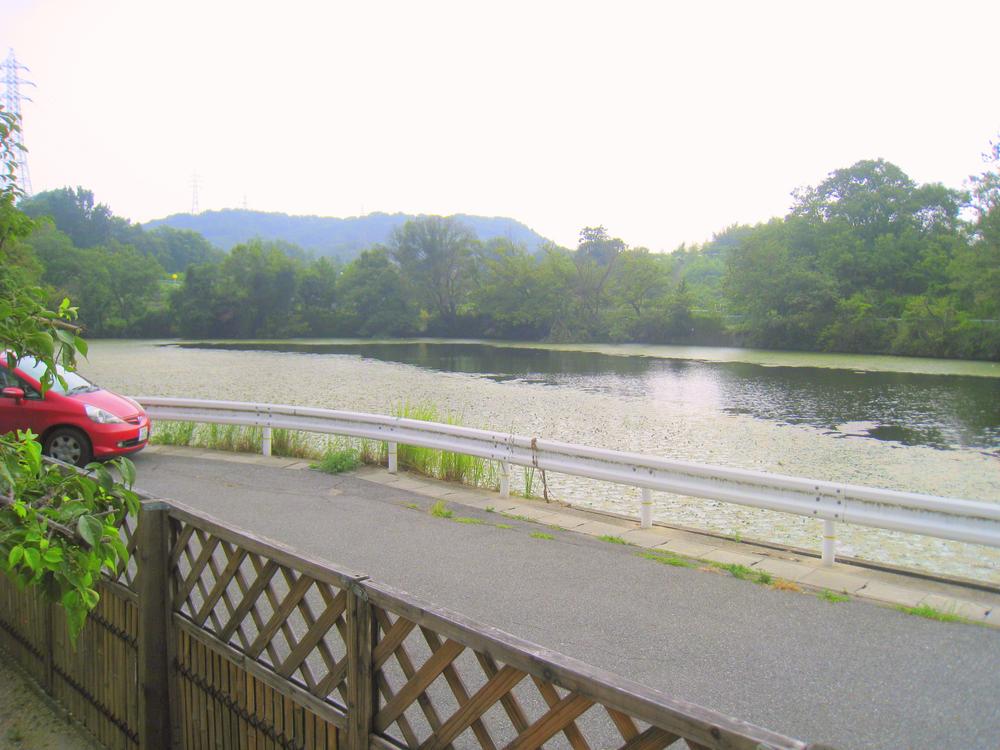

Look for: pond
[80,339,1000,582]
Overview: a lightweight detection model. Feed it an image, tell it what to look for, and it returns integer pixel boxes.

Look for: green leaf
[75,336,88,357]
[8,545,24,567]
[77,515,103,547]
[43,547,64,564]
[22,547,40,571]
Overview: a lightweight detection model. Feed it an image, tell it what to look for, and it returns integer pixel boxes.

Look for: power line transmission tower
[190,172,201,214]
[2,48,35,196]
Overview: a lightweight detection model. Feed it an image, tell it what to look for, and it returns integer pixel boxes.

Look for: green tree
[390,216,477,333]
[336,247,416,336]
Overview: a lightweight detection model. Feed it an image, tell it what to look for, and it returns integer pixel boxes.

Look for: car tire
[43,427,93,467]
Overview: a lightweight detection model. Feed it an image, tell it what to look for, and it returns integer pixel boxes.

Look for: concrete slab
[702,548,765,567]
[919,594,993,623]
[855,581,927,608]
[574,520,634,538]
[753,557,815,582]
[654,538,719,558]
[800,568,869,594]
[619,528,679,548]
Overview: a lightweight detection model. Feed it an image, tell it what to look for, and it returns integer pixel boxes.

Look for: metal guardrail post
[500,461,510,499]
[640,488,653,529]
[262,426,272,457]
[387,441,397,474]
[822,520,836,566]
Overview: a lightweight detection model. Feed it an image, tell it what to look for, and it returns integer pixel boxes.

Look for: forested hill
[145,210,550,260]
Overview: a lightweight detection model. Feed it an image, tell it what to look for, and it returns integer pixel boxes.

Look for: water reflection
[175,341,1000,451]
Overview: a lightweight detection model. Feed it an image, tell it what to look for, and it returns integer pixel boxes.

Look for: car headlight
[85,404,125,424]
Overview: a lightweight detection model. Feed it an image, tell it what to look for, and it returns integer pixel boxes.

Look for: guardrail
[135,396,1000,567]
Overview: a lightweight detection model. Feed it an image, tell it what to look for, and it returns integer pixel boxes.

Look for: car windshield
[13,357,98,396]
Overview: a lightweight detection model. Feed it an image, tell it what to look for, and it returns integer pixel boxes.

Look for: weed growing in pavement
[495,523,514,530]
[312,449,361,474]
[818,589,850,603]
[530,532,554,540]
[597,535,629,545]
[430,500,453,519]
[453,516,486,525]
[895,604,968,623]
[405,503,421,510]
[638,551,694,568]
[501,513,532,523]
[711,562,773,585]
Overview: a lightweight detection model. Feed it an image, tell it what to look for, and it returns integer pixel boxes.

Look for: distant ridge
[144,209,551,261]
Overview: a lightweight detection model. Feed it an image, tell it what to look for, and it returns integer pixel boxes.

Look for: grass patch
[501,513,533,523]
[430,500,453,519]
[530,532,555,541]
[405,503,421,510]
[638,551,694,568]
[151,419,327,459]
[597,535,629,545]
[453,516,485,525]
[711,562,773,585]
[485,506,495,513]
[495,523,514,530]
[896,604,966,623]
[312,449,361,474]
[818,589,850,603]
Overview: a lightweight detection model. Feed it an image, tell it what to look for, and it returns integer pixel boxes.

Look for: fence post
[137,502,173,750]
[500,462,510,499]
[41,598,54,693]
[822,519,836,566]
[262,426,272,457]
[640,488,653,529]
[346,582,376,750]
[387,442,397,474]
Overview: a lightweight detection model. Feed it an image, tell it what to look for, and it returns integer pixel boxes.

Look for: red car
[0,355,150,466]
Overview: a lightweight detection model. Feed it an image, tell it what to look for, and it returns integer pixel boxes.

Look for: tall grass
[151,403,503,491]
[391,403,500,490]
[151,420,321,459]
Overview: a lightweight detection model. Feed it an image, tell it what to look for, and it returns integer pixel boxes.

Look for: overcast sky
[3,0,998,250]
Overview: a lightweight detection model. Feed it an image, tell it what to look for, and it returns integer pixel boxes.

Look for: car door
[0,367,47,437]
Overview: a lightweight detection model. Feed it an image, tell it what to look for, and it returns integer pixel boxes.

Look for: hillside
[145,209,551,260]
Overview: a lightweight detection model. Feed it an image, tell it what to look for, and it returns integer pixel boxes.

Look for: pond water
[80,339,1000,582]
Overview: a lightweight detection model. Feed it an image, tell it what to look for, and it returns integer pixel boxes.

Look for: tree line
[8,149,1000,360]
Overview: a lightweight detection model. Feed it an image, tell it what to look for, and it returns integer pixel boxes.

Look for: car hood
[73,389,144,420]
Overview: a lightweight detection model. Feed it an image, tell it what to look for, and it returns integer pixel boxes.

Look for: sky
[2,0,999,251]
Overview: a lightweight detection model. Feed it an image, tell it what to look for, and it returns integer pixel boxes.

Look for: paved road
[132,451,1000,750]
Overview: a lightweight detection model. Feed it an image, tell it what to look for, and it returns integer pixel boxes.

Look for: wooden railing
[0,500,834,750]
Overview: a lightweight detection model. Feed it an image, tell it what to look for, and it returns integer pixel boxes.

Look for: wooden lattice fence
[0,499,830,750]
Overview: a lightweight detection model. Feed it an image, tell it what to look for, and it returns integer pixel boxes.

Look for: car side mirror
[1,387,25,403]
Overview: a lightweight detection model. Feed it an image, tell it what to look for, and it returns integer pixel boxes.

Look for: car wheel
[43,427,93,467]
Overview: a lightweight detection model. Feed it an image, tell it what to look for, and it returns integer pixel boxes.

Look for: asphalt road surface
[132,451,1000,750]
